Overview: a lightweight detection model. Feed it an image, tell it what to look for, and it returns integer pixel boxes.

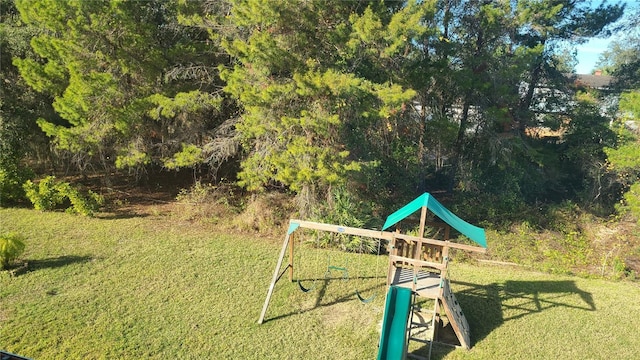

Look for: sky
[575,37,612,74]
[574,0,637,74]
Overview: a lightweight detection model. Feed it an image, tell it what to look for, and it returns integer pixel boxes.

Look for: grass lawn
[1,208,640,359]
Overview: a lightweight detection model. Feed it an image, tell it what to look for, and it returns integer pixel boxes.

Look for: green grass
[1,208,640,359]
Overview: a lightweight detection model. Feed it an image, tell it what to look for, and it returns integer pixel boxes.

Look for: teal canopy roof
[382,193,487,248]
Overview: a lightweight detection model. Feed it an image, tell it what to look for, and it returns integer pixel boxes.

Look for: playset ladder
[386,214,474,353]
[406,293,439,360]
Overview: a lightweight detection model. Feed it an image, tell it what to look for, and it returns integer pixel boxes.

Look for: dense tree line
[1,0,638,225]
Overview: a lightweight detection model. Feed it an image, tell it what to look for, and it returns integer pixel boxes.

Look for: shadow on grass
[262,277,596,359]
[13,255,92,276]
[96,211,150,220]
[451,279,595,348]
[409,279,596,359]
[262,275,387,323]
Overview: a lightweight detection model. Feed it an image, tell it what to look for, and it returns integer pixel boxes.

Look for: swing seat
[355,289,376,304]
[325,265,349,281]
[325,254,349,281]
[297,279,316,293]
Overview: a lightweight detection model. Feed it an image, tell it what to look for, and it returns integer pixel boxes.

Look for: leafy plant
[0,232,26,270]
[23,176,65,211]
[0,163,33,205]
[313,186,378,253]
[163,144,204,170]
[23,176,103,216]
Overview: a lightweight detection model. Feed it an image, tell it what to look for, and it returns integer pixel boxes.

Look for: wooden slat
[290,219,393,240]
[409,337,431,344]
[388,267,441,299]
[389,255,446,271]
[419,205,427,238]
[258,231,292,324]
[394,233,486,253]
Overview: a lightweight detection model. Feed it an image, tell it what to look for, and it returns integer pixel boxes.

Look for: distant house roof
[571,73,614,90]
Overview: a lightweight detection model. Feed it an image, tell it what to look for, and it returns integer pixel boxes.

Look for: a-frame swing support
[258,222,295,325]
[258,220,391,324]
[258,193,488,358]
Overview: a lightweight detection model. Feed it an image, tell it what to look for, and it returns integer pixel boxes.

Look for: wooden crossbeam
[289,219,393,240]
[290,220,487,253]
[393,233,486,254]
[388,255,446,271]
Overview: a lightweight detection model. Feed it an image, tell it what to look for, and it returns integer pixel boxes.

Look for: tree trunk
[518,52,544,135]
[448,96,471,193]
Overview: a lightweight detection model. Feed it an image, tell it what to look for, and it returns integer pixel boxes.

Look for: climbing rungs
[410,322,432,329]
[407,353,430,360]
[412,308,434,314]
[409,337,433,344]
[409,326,432,334]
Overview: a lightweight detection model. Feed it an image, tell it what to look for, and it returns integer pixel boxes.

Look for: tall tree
[220,0,425,212]
[13,0,236,182]
[441,1,623,201]
[597,4,640,87]
[602,4,640,222]
[0,0,55,204]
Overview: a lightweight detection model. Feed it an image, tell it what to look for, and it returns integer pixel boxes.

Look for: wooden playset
[258,193,487,359]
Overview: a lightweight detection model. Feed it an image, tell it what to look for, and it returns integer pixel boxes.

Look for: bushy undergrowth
[23,176,103,216]
[176,184,383,253]
[174,181,295,235]
[483,210,638,280]
[0,163,33,206]
[232,192,295,234]
[312,186,380,254]
[173,181,243,223]
[139,179,640,279]
[443,191,633,279]
[0,232,26,270]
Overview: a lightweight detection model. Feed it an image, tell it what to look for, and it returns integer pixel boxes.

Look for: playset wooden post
[288,232,294,282]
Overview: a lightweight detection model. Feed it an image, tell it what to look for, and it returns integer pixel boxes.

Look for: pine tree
[220,0,423,211]
[13,0,236,180]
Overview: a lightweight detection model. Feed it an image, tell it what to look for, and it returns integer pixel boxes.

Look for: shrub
[232,192,292,234]
[618,182,640,225]
[0,232,26,270]
[23,176,104,216]
[0,163,33,206]
[23,176,65,211]
[175,181,246,223]
[313,186,379,253]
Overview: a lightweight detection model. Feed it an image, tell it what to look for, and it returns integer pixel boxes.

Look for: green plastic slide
[377,286,413,360]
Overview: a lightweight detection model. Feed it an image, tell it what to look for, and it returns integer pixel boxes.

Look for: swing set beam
[292,220,487,253]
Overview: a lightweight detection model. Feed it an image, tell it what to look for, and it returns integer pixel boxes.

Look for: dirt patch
[322,301,379,330]
[0,307,11,322]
